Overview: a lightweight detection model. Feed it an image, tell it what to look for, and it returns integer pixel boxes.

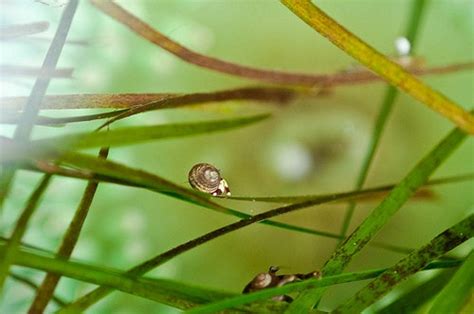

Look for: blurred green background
[1,0,473,313]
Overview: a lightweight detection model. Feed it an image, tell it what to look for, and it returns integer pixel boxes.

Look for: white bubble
[272,142,313,182]
[394,37,411,56]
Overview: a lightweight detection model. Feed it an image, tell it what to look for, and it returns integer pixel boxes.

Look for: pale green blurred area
[0,0,473,313]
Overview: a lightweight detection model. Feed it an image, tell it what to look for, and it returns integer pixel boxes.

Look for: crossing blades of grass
[1,86,297,110]
[2,61,472,113]
[281,0,474,134]
[333,214,473,313]
[0,243,287,313]
[0,174,53,295]
[8,272,67,307]
[0,138,387,242]
[0,0,78,207]
[88,0,473,89]
[428,249,474,314]
[286,123,469,311]
[374,269,455,313]
[27,147,109,313]
[52,175,462,313]
[184,260,462,314]
[339,0,428,244]
[2,136,471,249]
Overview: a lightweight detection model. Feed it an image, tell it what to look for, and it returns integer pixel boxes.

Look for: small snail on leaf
[243,266,321,302]
[188,163,230,197]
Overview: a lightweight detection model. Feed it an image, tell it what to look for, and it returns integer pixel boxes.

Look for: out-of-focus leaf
[287,125,468,311]
[0,21,49,39]
[339,0,428,243]
[281,0,474,134]
[0,0,79,207]
[30,114,270,150]
[184,260,462,314]
[0,243,286,313]
[374,269,455,314]
[428,250,474,314]
[0,175,52,294]
[8,272,67,307]
[228,174,472,203]
[334,215,473,313]
[27,148,109,313]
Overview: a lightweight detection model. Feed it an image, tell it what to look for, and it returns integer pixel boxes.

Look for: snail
[242,266,321,302]
[188,163,231,197]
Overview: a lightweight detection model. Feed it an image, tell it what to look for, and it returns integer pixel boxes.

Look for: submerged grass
[27,147,109,313]
[428,249,474,314]
[334,214,473,313]
[339,0,427,246]
[281,0,474,134]
[0,242,460,313]
[8,272,67,307]
[1,1,472,313]
[287,125,469,311]
[0,0,78,207]
[185,260,463,314]
[375,269,455,314]
[0,174,53,295]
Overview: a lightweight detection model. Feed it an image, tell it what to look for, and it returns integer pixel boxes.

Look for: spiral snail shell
[242,266,321,302]
[188,163,231,196]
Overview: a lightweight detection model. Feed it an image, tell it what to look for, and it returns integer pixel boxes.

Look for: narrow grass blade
[0,0,78,207]
[0,87,292,126]
[10,152,468,259]
[0,111,125,126]
[281,0,474,134]
[9,272,67,307]
[0,86,296,111]
[185,260,462,314]
[0,174,52,294]
[2,136,470,251]
[2,244,232,311]
[1,61,472,112]
[339,0,428,244]
[31,114,270,150]
[228,173,472,203]
[89,0,473,90]
[28,147,109,313]
[0,139,375,242]
[334,214,474,313]
[55,178,449,314]
[287,124,469,311]
[428,249,474,314]
[1,244,289,312]
[375,269,455,314]
[16,155,448,257]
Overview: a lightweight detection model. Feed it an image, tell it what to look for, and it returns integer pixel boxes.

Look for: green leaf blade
[280,0,474,134]
[334,215,474,313]
[428,250,474,314]
[32,114,270,150]
[287,125,468,311]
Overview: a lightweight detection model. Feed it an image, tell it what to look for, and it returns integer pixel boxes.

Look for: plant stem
[0,174,52,295]
[0,0,78,207]
[27,148,109,314]
[339,0,428,243]
[281,0,474,134]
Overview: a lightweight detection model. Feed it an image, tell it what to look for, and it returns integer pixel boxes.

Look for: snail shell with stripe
[242,266,321,303]
[188,163,231,197]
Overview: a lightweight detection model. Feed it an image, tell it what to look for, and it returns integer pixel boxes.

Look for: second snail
[188,163,231,197]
